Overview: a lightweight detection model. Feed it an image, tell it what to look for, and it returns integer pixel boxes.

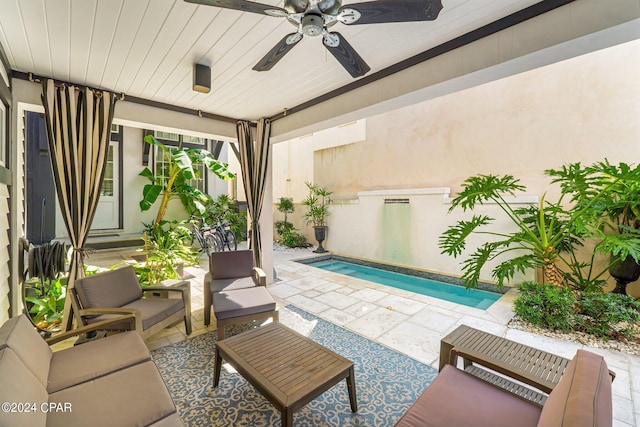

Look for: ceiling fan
[185,0,443,78]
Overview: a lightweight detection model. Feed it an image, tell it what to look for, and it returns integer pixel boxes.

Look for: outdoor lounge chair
[70,265,192,340]
[394,347,613,427]
[203,250,278,339]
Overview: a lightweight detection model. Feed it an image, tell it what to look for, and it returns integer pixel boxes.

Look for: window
[154,131,179,141]
[101,144,115,196]
[182,134,205,145]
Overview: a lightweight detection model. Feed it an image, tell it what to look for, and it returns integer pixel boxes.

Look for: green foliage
[24,276,67,328]
[200,195,247,241]
[302,182,332,227]
[280,230,309,248]
[514,282,577,332]
[576,292,640,339]
[515,282,640,340]
[136,222,199,287]
[139,135,235,225]
[439,160,640,290]
[274,196,309,248]
[547,160,640,263]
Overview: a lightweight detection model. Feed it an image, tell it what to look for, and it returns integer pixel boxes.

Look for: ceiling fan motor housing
[302,14,324,36]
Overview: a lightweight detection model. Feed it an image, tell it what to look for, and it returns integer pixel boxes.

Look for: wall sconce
[193,63,211,93]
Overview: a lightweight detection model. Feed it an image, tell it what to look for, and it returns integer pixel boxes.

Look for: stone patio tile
[286,295,330,314]
[341,301,379,318]
[457,316,507,337]
[320,308,357,326]
[314,281,344,293]
[611,369,632,400]
[378,322,442,367]
[408,308,461,334]
[286,277,341,292]
[587,347,632,372]
[315,291,359,310]
[375,294,426,315]
[333,286,356,295]
[349,288,388,302]
[345,306,409,340]
[631,361,640,393]
[301,290,323,298]
[269,283,304,299]
[612,396,636,426]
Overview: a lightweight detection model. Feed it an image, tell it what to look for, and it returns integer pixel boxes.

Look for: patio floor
[84,245,640,427]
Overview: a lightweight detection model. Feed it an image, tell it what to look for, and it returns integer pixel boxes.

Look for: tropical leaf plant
[439,162,640,290]
[139,135,235,225]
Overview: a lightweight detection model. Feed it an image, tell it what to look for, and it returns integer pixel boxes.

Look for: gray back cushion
[537,349,612,427]
[75,266,143,309]
[209,250,254,279]
[0,347,49,427]
[0,315,52,387]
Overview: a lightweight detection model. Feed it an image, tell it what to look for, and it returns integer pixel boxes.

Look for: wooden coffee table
[214,322,357,426]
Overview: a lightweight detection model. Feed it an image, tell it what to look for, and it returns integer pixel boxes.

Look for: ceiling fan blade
[184,0,288,17]
[338,0,443,25]
[323,32,370,78]
[253,33,303,72]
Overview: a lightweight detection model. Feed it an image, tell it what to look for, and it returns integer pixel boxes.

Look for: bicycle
[189,219,219,255]
[211,220,237,251]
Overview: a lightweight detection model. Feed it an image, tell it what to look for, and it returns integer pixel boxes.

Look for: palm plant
[302,182,332,227]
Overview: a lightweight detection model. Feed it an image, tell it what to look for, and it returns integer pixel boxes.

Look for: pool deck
[84,245,640,427]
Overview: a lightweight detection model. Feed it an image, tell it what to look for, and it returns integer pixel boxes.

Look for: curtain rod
[12,70,240,124]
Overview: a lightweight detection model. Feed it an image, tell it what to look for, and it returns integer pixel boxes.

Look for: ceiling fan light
[301,14,324,36]
[193,63,211,93]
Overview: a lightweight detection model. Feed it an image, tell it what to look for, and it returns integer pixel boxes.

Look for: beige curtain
[41,79,117,331]
[237,118,271,268]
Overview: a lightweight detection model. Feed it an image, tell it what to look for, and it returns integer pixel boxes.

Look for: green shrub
[280,230,308,248]
[514,282,577,332]
[577,292,640,340]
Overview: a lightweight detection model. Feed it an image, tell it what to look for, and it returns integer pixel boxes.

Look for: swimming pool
[306,258,501,310]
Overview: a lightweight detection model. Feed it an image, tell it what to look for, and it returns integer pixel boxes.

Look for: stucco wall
[273,39,640,296]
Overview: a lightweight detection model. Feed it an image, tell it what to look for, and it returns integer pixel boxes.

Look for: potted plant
[548,160,640,294]
[302,182,332,253]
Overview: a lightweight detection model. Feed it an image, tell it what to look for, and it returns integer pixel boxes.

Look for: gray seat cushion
[87,298,185,331]
[213,287,276,320]
[393,364,542,427]
[47,361,178,427]
[74,266,143,308]
[48,331,151,393]
[206,272,257,293]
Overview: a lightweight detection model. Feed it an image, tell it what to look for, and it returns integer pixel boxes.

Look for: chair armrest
[45,315,137,346]
[78,308,143,333]
[253,267,267,286]
[449,347,557,393]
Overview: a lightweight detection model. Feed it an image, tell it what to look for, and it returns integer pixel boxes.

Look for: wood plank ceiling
[0,0,542,120]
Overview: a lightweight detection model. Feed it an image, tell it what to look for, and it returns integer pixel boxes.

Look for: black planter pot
[610,254,640,295]
[313,226,328,253]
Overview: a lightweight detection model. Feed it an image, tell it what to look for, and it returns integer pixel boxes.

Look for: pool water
[308,259,501,310]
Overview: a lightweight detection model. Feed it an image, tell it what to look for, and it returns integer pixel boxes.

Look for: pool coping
[294,254,511,295]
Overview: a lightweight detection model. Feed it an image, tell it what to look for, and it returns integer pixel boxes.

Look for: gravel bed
[508,318,640,356]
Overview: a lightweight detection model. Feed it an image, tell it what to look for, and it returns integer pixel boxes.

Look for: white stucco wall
[272,39,640,296]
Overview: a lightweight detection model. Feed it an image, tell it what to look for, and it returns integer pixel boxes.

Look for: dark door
[26,111,56,244]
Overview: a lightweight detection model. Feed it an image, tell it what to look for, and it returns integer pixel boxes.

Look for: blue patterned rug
[151,305,437,426]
